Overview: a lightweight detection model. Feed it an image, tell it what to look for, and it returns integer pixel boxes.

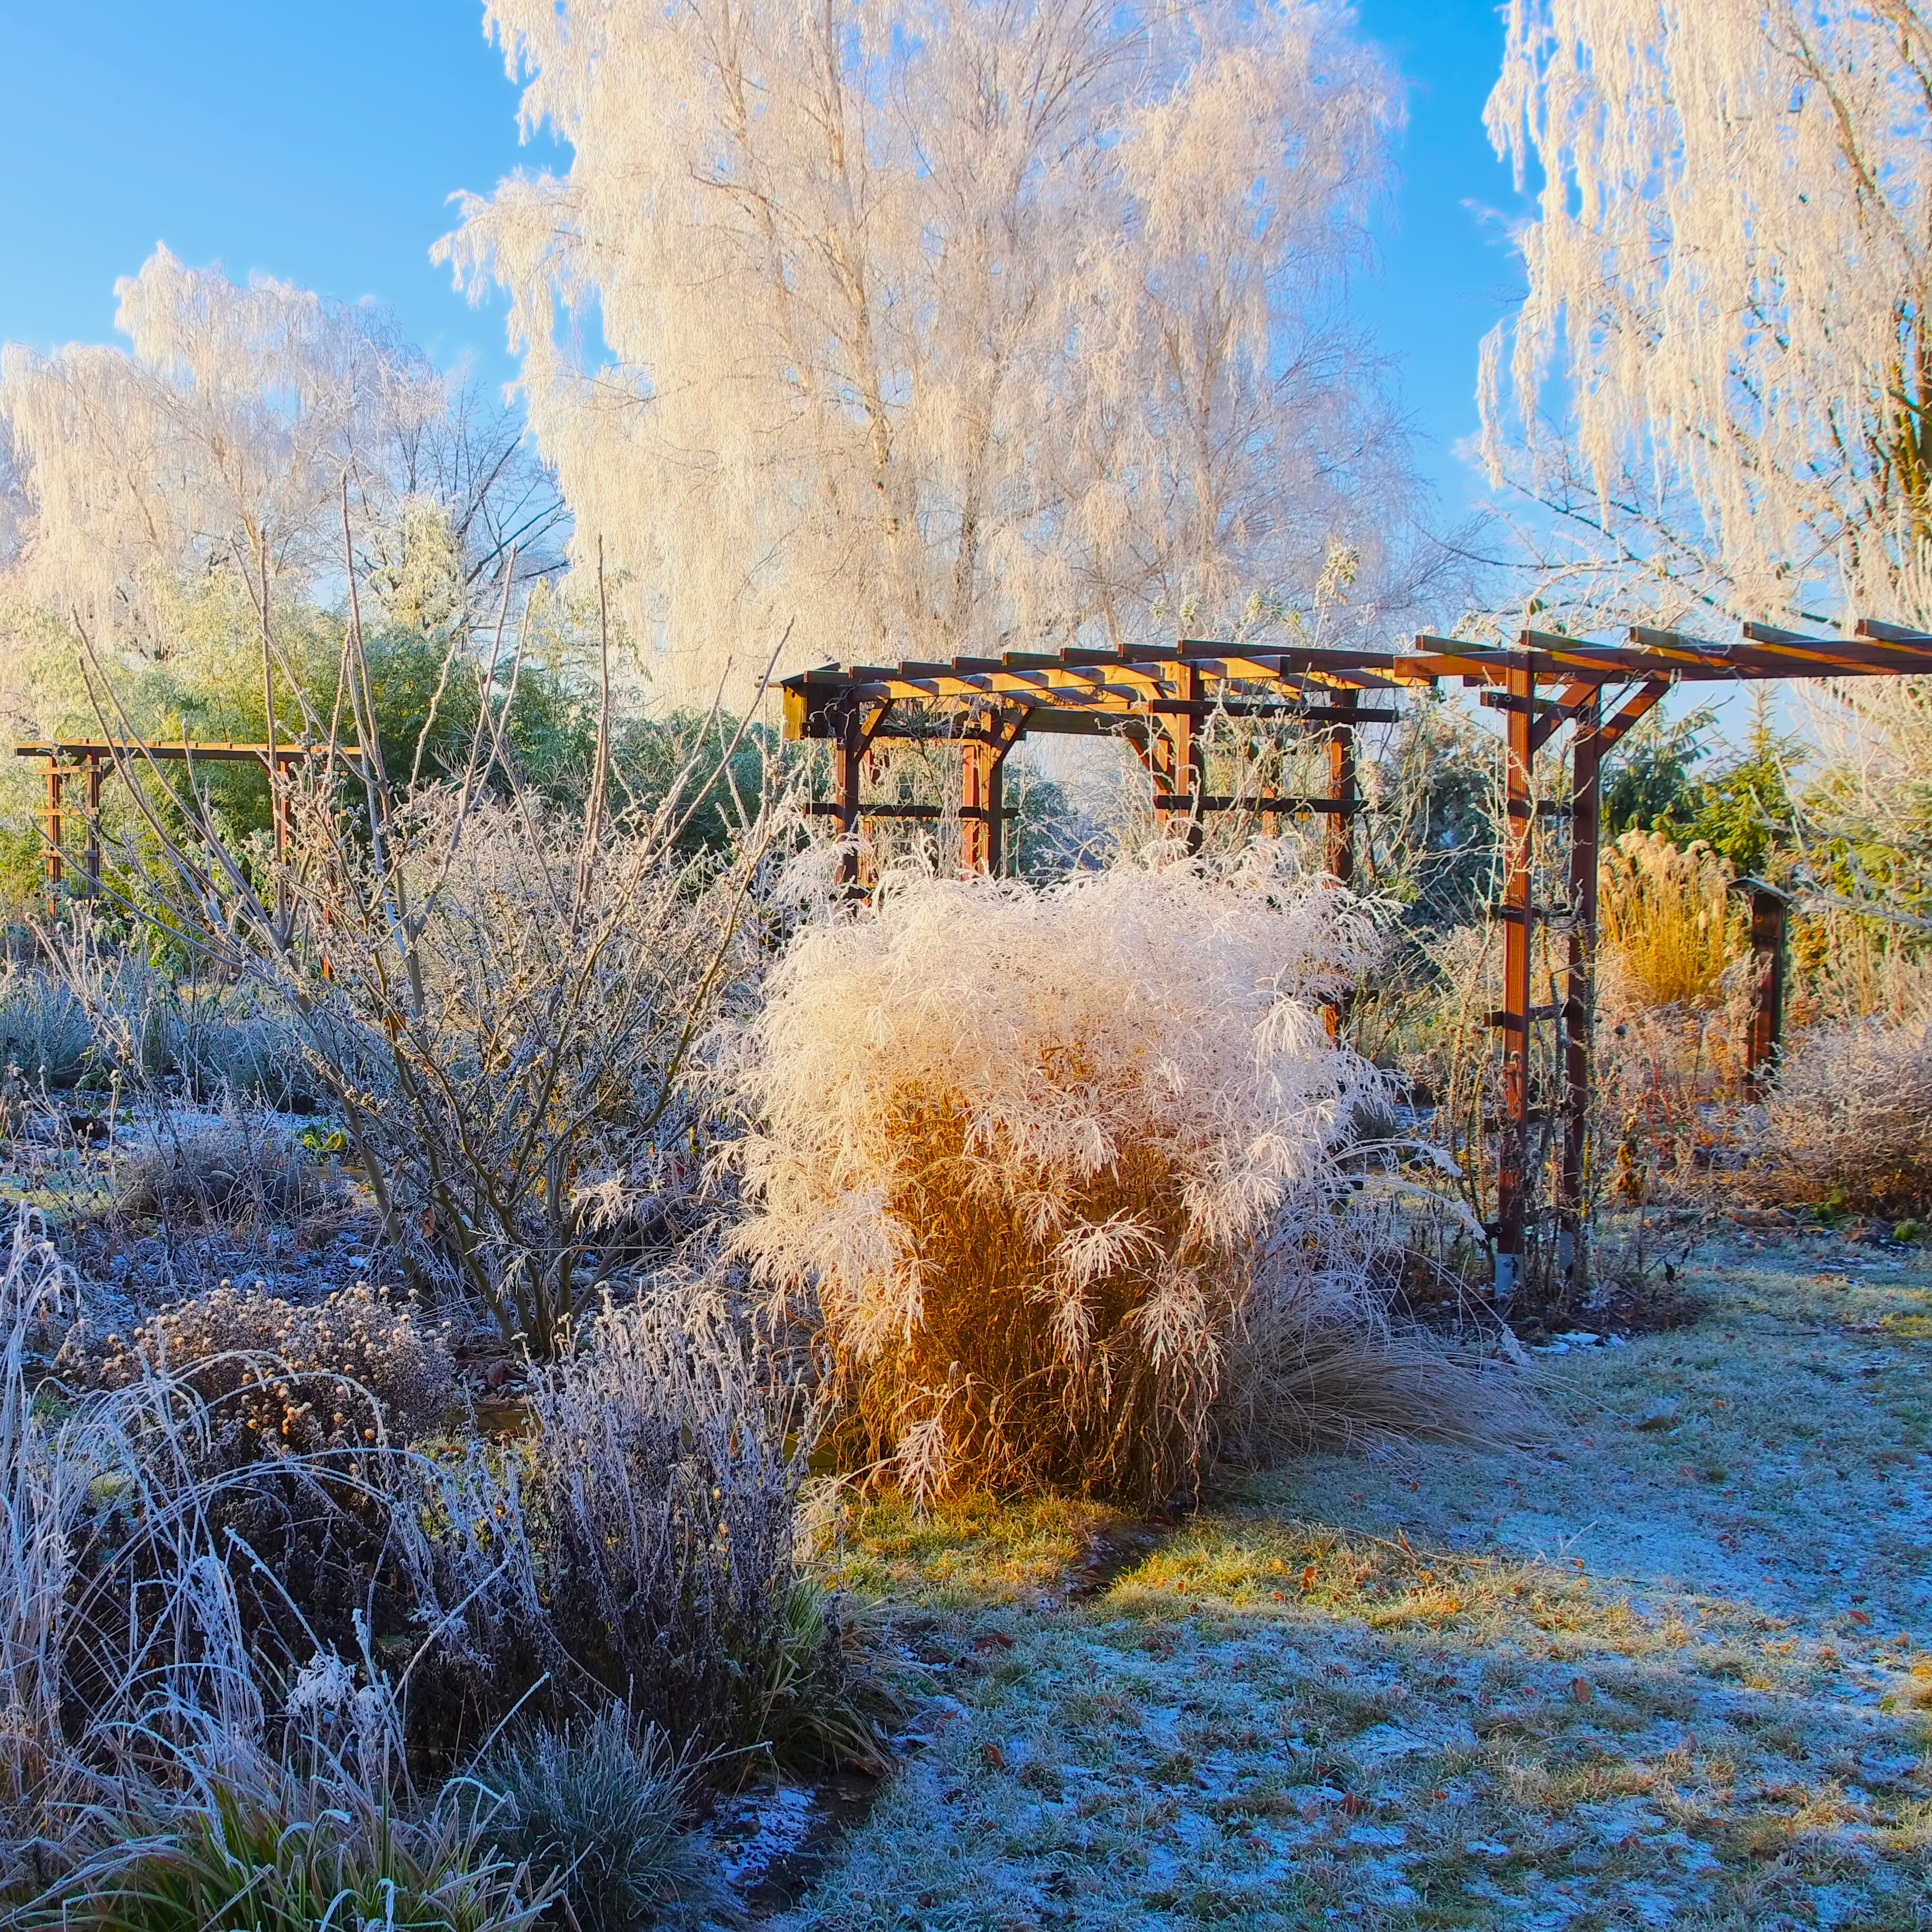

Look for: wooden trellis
[782,620,1932,1303]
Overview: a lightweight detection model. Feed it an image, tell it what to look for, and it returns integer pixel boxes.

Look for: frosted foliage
[1484,0,1932,624]
[0,247,441,649]
[444,0,1409,700]
[734,849,1386,1497]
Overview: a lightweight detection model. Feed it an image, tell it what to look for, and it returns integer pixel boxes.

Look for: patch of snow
[1353,1723,1430,1760]
[710,1782,815,1889]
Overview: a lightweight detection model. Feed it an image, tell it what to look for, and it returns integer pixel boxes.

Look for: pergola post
[836,707,864,890]
[984,743,1006,877]
[1559,690,1602,1282]
[83,754,103,896]
[1731,878,1790,1095]
[1494,658,1536,1299]
[270,750,290,861]
[960,730,992,875]
[1326,688,1358,885]
[43,761,64,904]
[958,709,1027,877]
[1151,664,1206,851]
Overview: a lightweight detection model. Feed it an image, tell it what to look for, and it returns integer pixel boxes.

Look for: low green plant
[480,1707,727,1932]
[31,1775,551,1932]
[754,1576,897,1773]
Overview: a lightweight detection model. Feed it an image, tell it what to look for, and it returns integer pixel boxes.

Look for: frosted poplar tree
[1481,0,1932,628]
[441,0,1416,698]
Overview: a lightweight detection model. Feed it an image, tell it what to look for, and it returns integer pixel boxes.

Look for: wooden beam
[14,740,357,762]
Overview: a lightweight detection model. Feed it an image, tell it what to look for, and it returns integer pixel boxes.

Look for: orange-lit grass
[825,1087,1242,1504]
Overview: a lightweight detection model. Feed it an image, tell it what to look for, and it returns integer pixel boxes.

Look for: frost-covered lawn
[779,1227,1932,1929]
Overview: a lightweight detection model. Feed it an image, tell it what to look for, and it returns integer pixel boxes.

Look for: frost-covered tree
[0,247,565,666]
[3,248,438,656]
[1481,0,1932,627]
[441,0,1418,697]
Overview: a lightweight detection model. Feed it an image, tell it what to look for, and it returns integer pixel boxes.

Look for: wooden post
[1152,665,1205,850]
[1559,688,1601,1283]
[1731,879,1790,1094]
[984,743,1005,877]
[1326,688,1358,884]
[960,730,991,874]
[44,762,63,900]
[1494,659,1536,1300]
[836,707,863,890]
[1182,663,1205,852]
[270,752,288,861]
[84,755,103,897]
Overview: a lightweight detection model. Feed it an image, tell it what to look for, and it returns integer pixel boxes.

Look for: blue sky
[0,0,1529,518]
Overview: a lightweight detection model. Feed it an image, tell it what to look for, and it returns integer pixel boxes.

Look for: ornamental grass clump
[736,848,1389,1504]
[1599,830,1742,1012]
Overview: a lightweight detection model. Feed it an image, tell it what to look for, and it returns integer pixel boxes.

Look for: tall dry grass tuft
[1219,1196,1541,1461]
[1598,830,1741,1013]
[735,847,1389,1505]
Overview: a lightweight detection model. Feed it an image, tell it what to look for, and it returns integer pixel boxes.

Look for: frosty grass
[778,1223,1932,1929]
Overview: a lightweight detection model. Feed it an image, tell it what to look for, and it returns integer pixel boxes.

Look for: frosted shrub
[482,1708,724,1932]
[0,1208,434,1891]
[88,1285,455,1678]
[112,1118,342,1226]
[1763,1011,1932,1215]
[736,848,1389,1503]
[420,1287,821,1758]
[96,1284,457,1459]
[0,970,94,1090]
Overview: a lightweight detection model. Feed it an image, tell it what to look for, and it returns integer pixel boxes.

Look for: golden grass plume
[735,846,1389,1504]
[1599,829,1741,1011]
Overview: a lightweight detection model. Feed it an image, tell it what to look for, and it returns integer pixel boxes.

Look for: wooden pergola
[782,620,1932,1302]
[15,740,351,898]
